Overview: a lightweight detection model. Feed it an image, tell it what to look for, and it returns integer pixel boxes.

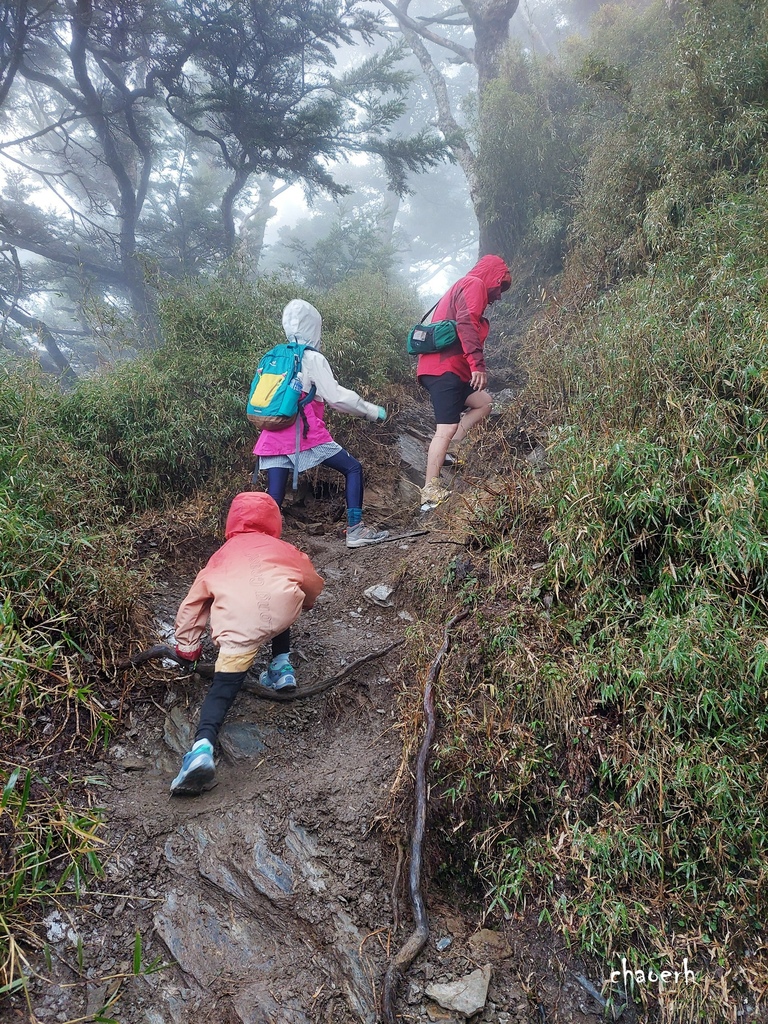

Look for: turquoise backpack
[247,341,317,489]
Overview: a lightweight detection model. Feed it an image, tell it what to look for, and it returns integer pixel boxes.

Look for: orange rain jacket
[174,492,324,659]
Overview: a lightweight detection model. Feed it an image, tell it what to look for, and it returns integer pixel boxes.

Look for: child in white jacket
[253,299,389,548]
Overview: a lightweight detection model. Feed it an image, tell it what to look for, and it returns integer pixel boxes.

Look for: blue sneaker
[259,656,297,693]
[170,739,215,796]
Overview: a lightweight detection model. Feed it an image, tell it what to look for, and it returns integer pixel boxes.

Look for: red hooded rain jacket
[416,254,511,383]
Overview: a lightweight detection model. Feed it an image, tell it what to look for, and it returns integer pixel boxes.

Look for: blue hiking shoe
[259,655,297,693]
[170,739,215,796]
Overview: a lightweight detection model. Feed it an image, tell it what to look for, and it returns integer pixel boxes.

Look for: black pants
[195,628,290,745]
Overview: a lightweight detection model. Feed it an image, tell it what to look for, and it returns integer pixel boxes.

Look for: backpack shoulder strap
[290,341,317,416]
[419,302,439,324]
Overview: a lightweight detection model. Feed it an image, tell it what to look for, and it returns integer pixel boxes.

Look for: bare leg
[425,423,459,484]
[425,389,493,482]
[452,389,492,443]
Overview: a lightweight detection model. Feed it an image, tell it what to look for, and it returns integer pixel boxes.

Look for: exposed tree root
[381,611,469,1024]
[116,640,403,702]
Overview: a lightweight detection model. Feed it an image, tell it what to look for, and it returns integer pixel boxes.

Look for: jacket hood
[468,254,511,293]
[282,299,322,349]
[224,492,283,540]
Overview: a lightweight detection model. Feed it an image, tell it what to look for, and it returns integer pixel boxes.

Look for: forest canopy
[0,0,640,376]
[0,0,446,372]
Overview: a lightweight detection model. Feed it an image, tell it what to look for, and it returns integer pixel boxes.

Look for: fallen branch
[116,640,403,703]
[240,639,403,701]
[381,611,469,1023]
[117,644,212,674]
[360,529,429,545]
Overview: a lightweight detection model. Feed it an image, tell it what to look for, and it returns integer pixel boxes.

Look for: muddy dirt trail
[12,421,617,1024]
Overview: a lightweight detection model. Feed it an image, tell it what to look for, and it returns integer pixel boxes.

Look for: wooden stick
[359,529,429,545]
[381,611,469,1023]
[243,638,403,701]
[116,640,403,703]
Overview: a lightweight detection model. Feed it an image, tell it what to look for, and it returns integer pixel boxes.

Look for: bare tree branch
[378,0,475,64]
[387,3,478,193]
[0,112,82,152]
[116,640,404,704]
[0,292,77,382]
[0,224,126,285]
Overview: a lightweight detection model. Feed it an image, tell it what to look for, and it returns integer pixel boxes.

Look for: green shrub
[320,272,417,391]
[568,0,768,287]
[476,0,768,294]
[424,183,768,1019]
[53,271,415,509]
[476,43,585,271]
[0,766,104,997]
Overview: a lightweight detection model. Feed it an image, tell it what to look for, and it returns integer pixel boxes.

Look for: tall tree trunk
[238,176,290,273]
[379,192,401,248]
[381,1,520,260]
[69,0,158,343]
[464,0,519,92]
[463,0,519,257]
[222,169,251,258]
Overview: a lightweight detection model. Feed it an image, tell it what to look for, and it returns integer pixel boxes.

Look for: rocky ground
[6,406,630,1024]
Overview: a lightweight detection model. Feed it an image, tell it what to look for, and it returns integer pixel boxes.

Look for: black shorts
[419,373,474,424]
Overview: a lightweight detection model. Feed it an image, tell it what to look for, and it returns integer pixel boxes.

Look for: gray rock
[219,721,269,758]
[524,445,547,470]
[363,584,394,608]
[397,432,428,483]
[489,388,518,414]
[425,965,492,1018]
[163,707,195,756]
[400,477,423,504]
[407,980,422,1004]
[85,983,109,1017]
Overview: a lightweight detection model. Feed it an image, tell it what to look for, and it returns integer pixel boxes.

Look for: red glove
[175,643,202,663]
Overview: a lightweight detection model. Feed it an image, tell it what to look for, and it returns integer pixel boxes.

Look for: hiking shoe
[346,522,389,548]
[420,479,451,511]
[170,739,215,796]
[259,659,297,693]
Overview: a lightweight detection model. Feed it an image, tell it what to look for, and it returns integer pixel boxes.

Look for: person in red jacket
[170,491,324,795]
[417,254,511,509]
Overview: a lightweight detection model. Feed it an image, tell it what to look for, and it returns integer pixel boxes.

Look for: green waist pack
[406,302,459,355]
